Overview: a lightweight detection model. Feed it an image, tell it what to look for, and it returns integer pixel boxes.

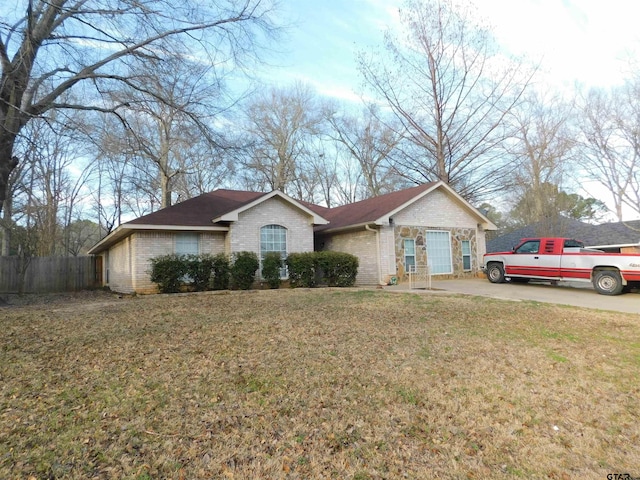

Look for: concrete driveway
[385,278,640,315]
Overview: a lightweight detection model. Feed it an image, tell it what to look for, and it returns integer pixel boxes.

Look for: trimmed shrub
[231,251,259,290]
[185,254,214,292]
[262,252,283,289]
[286,252,318,288]
[316,251,359,287]
[211,253,231,290]
[149,254,187,293]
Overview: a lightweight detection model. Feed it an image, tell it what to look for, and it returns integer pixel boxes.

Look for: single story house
[89,181,497,293]
[487,217,640,254]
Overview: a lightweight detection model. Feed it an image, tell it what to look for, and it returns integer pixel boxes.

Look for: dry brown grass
[1,288,639,479]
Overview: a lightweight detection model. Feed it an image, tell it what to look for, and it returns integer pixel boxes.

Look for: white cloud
[475,0,640,87]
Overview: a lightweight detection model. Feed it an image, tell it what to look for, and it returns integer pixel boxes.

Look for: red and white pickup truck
[483,237,640,295]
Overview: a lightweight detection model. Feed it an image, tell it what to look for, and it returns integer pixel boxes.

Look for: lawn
[1,288,639,479]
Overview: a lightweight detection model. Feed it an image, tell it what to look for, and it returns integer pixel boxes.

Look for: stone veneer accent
[394,225,478,281]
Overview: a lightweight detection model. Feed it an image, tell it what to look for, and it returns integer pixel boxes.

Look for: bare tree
[0,0,279,215]
[63,219,101,256]
[327,104,407,200]
[92,126,134,233]
[172,139,236,201]
[578,84,640,220]
[505,92,577,223]
[307,150,339,207]
[334,155,364,206]
[6,115,92,256]
[357,0,533,202]
[242,82,326,198]
[108,57,234,208]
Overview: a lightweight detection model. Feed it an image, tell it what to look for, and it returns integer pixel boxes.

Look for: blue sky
[255,0,640,220]
[258,0,640,101]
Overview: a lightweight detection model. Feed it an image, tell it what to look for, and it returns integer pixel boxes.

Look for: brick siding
[320,229,380,285]
[229,196,314,255]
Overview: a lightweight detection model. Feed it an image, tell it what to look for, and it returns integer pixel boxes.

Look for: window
[515,240,540,254]
[175,232,199,255]
[426,231,452,274]
[404,239,416,273]
[175,232,199,282]
[563,239,584,248]
[260,225,287,278]
[462,240,472,271]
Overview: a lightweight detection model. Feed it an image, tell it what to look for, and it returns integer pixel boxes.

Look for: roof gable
[313,183,435,232]
[212,190,329,224]
[314,181,496,233]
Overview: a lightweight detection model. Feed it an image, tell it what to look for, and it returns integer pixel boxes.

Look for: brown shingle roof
[312,183,437,232]
[90,182,496,255]
[126,183,441,231]
[127,189,266,227]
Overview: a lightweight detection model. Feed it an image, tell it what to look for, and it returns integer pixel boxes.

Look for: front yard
[1,289,639,479]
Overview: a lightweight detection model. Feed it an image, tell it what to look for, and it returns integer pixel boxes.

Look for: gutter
[317,221,383,235]
[365,224,387,286]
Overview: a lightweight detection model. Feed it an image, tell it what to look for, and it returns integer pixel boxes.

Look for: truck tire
[486,263,505,283]
[592,270,624,295]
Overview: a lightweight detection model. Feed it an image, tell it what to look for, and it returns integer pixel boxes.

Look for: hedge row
[149,252,242,294]
[149,250,359,293]
[287,251,359,288]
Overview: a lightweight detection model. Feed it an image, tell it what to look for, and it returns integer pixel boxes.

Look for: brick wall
[106,230,227,294]
[131,231,173,293]
[104,197,316,294]
[317,188,488,285]
[320,228,380,285]
[229,197,314,255]
[107,236,134,293]
[379,225,397,277]
[392,189,479,227]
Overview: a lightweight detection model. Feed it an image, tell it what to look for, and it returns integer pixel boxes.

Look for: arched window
[260,224,287,278]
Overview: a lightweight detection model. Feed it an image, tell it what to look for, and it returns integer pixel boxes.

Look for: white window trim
[426,230,453,275]
[403,238,416,273]
[259,224,288,279]
[462,240,472,272]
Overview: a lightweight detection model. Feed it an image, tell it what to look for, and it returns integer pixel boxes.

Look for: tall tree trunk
[1,195,11,255]
[161,172,171,208]
[0,134,19,216]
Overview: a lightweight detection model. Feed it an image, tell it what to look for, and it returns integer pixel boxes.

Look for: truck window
[515,240,540,254]
[563,239,584,248]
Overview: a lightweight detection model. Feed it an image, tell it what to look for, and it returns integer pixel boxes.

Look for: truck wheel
[592,270,624,295]
[486,263,505,283]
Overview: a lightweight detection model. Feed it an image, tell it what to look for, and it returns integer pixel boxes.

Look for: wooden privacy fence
[0,256,100,293]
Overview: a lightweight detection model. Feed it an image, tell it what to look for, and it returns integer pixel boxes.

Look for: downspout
[365,224,387,286]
